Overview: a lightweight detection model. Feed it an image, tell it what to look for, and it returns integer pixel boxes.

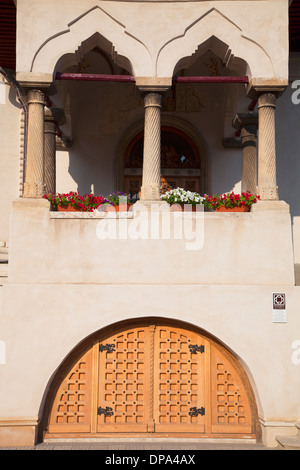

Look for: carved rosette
[23,89,46,198]
[257,93,278,200]
[140,93,162,201]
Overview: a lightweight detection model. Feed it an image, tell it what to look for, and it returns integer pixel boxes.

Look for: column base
[256,185,279,201]
[133,200,170,212]
[0,417,38,447]
[23,182,45,198]
[251,200,290,212]
[259,417,298,448]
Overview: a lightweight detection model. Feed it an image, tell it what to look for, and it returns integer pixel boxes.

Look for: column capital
[44,107,55,122]
[232,113,258,135]
[44,106,65,125]
[240,127,257,143]
[144,92,162,108]
[257,92,276,109]
[27,88,46,106]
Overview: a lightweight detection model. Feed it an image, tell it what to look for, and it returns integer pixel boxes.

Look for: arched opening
[172,36,249,79]
[40,317,260,442]
[123,125,206,198]
[51,38,139,196]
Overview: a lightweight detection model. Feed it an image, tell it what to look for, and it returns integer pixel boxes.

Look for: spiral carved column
[257,93,278,200]
[23,89,46,198]
[140,93,162,201]
[240,126,257,194]
[44,107,56,195]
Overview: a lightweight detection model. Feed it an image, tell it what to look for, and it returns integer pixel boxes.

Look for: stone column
[257,93,278,200]
[23,89,46,198]
[233,113,258,194]
[240,127,257,194]
[44,107,57,195]
[140,92,162,201]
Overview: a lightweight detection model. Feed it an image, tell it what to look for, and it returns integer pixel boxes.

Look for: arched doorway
[41,318,259,440]
[122,125,208,198]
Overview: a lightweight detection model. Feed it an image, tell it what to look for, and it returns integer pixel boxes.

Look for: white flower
[161,186,204,205]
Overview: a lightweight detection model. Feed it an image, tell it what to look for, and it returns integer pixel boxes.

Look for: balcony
[6,198,295,287]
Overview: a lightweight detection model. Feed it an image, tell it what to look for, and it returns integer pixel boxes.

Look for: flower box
[44,191,106,212]
[170,204,198,212]
[161,188,203,207]
[106,204,133,212]
[57,204,82,212]
[215,206,250,212]
[202,192,260,211]
[105,191,132,211]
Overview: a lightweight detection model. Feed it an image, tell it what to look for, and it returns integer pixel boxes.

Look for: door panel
[45,321,255,437]
[47,348,93,434]
[97,327,151,433]
[210,345,253,433]
[153,326,206,433]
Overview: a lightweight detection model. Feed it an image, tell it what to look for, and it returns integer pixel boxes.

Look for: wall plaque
[272,293,286,323]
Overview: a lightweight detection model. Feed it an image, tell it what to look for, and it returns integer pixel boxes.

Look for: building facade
[0,0,300,448]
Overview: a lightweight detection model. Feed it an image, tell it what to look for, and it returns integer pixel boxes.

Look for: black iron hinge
[99,343,115,353]
[97,406,114,417]
[189,344,205,354]
[189,406,205,417]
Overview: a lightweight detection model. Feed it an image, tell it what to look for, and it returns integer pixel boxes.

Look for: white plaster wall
[0,78,22,242]
[16,0,289,83]
[1,281,300,423]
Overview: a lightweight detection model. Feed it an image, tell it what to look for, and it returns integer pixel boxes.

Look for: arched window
[124,126,202,197]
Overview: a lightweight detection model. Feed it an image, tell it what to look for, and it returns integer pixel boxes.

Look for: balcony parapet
[5,197,295,287]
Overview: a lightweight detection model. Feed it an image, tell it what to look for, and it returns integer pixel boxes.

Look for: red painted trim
[55,73,135,82]
[55,73,249,84]
[173,76,249,84]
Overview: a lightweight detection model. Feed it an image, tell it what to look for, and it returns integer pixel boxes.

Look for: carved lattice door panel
[47,348,94,434]
[97,326,152,432]
[153,325,207,432]
[45,321,255,437]
[210,344,253,433]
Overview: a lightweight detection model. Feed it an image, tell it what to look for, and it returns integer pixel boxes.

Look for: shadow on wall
[65,78,143,196]
[67,143,111,197]
[276,84,300,219]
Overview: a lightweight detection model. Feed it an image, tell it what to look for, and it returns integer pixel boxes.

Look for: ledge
[48,207,256,219]
[49,210,251,219]
[49,211,134,219]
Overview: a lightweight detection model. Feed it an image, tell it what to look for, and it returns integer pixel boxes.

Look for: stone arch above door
[41,317,259,441]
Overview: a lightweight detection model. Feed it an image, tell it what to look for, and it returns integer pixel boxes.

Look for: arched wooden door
[43,320,257,439]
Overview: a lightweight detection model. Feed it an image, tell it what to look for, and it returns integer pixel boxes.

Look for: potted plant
[44,191,106,212]
[161,187,204,211]
[202,192,260,212]
[105,191,133,212]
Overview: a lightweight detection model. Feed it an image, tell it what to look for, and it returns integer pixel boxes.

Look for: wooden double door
[45,321,255,438]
